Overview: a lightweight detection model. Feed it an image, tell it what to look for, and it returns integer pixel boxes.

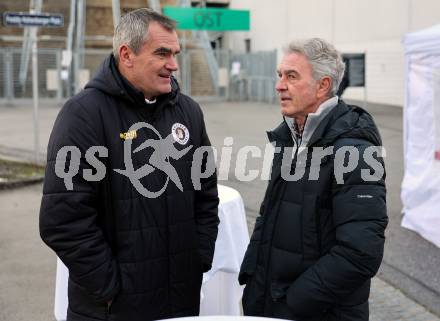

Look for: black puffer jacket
[39,55,219,321]
[239,100,387,321]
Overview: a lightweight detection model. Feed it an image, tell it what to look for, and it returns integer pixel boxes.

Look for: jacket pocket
[239,246,260,288]
[238,269,253,285]
[239,243,259,285]
[270,281,290,302]
[242,266,265,316]
[270,282,301,320]
[106,291,120,315]
[67,307,107,321]
[68,278,107,321]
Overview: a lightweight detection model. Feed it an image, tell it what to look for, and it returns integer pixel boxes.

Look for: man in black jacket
[239,38,387,321]
[39,8,219,321]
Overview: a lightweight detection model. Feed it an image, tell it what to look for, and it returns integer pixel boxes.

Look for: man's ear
[317,76,332,98]
[118,45,134,68]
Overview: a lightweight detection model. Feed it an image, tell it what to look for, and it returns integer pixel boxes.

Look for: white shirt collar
[145,97,157,104]
[285,96,339,146]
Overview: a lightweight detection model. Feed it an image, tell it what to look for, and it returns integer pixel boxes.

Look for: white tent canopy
[401,24,440,248]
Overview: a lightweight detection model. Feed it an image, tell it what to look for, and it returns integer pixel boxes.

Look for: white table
[200,185,249,315]
[54,184,249,320]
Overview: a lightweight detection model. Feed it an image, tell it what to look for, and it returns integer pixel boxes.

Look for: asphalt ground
[0,98,439,320]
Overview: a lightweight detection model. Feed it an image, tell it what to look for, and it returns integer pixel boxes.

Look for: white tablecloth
[165,317,285,321]
[54,184,249,320]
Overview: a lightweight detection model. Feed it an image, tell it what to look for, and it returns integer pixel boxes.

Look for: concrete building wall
[226,0,440,106]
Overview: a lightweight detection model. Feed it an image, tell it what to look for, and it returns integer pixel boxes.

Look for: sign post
[31,18,39,163]
[3,11,64,163]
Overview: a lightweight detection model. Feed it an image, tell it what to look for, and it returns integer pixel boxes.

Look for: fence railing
[0,47,109,101]
[229,50,277,103]
[0,47,277,104]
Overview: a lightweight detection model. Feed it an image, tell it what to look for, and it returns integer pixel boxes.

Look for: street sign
[163,7,250,31]
[3,12,64,27]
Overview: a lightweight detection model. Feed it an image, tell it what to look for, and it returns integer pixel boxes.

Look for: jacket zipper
[262,139,298,308]
[136,110,172,315]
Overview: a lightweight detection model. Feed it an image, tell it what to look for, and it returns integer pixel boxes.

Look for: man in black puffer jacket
[239,38,387,321]
[39,8,219,321]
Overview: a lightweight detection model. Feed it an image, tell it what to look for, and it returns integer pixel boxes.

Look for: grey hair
[113,8,176,60]
[284,38,345,96]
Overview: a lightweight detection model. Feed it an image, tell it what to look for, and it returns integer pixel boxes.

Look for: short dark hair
[113,8,177,60]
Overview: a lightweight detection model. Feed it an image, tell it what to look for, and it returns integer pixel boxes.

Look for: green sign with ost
[163,7,250,31]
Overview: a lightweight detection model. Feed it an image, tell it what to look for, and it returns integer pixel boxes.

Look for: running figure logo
[115,122,192,198]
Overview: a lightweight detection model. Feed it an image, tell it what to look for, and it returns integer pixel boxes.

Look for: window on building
[245,38,251,53]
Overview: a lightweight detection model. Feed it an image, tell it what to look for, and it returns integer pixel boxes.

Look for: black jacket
[39,55,219,321]
[239,100,387,321]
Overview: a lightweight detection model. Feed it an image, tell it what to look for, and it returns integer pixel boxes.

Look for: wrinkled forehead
[277,52,311,74]
[146,23,180,52]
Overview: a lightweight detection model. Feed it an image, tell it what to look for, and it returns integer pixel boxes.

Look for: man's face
[276,52,322,119]
[126,22,180,99]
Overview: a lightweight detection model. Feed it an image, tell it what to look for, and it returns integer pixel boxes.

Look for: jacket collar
[267,100,375,147]
[267,121,292,146]
[284,96,339,146]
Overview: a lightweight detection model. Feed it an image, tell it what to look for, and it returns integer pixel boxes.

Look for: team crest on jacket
[171,123,189,145]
